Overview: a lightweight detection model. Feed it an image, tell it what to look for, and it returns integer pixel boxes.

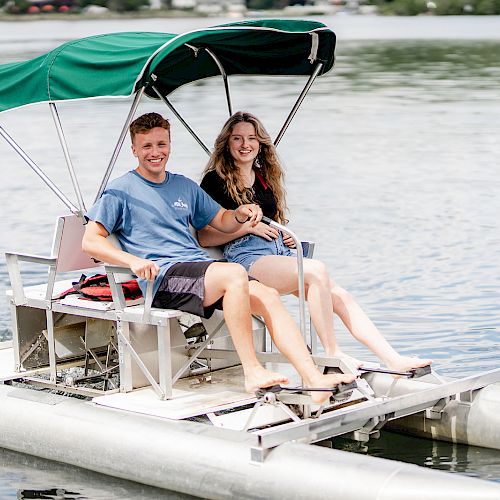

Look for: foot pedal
[330,381,357,402]
[332,381,357,394]
[360,364,432,379]
[183,322,207,339]
[408,365,432,378]
[255,381,358,400]
[255,385,283,398]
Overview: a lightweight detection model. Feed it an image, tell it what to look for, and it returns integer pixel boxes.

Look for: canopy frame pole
[203,47,233,116]
[95,87,145,202]
[274,62,323,147]
[49,102,86,214]
[0,125,79,214]
[152,85,211,157]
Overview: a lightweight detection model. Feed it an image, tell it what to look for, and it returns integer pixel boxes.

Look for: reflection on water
[333,41,500,95]
[335,431,500,483]
[1,14,500,493]
[0,448,196,499]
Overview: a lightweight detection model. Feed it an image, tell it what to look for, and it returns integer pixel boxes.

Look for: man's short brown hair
[129,112,170,142]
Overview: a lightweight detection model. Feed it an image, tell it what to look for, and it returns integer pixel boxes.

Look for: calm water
[1,14,500,496]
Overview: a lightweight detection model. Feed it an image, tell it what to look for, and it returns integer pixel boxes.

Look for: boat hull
[1,384,500,500]
[383,380,500,449]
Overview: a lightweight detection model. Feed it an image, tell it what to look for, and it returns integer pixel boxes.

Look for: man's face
[131,127,171,182]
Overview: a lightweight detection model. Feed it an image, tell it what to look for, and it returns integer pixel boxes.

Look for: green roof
[0,19,336,113]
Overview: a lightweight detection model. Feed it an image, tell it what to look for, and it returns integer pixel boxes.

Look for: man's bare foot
[244,365,289,393]
[307,372,357,405]
[385,355,432,375]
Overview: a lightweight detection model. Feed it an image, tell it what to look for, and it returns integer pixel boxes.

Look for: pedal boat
[1,19,500,499]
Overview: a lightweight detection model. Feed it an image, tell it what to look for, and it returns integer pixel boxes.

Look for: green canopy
[0,19,336,113]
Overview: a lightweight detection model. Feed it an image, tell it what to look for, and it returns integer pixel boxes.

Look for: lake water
[1,13,500,497]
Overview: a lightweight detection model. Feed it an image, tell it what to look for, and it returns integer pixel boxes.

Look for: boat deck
[0,342,19,381]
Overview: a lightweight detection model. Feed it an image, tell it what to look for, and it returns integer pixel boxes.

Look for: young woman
[199,112,431,373]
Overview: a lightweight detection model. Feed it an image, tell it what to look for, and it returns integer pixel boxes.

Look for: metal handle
[261,217,307,343]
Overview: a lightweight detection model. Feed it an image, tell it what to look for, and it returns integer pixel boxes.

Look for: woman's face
[228,121,260,168]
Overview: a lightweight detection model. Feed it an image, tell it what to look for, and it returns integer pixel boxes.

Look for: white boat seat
[5,214,261,400]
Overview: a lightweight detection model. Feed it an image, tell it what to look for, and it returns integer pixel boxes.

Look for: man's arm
[198,217,279,247]
[197,211,248,247]
[210,205,262,232]
[82,220,160,280]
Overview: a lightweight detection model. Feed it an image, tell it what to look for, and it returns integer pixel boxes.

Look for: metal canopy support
[95,87,145,202]
[274,62,324,147]
[49,103,86,214]
[267,220,307,342]
[152,85,211,156]
[0,125,79,214]
[204,47,233,116]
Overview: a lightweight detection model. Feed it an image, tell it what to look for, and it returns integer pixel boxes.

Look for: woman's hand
[249,222,279,241]
[282,232,296,248]
[234,203,262,227]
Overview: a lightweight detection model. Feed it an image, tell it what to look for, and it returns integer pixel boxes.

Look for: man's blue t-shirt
[86,170,221,296]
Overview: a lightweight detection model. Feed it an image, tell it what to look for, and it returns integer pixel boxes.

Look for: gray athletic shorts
[152,261,224,319]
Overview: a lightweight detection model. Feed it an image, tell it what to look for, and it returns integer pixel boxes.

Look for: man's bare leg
[203,262,288,392]
[248,281,356,404]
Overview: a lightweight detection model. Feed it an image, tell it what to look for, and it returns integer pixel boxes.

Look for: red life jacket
[58,274,142,302]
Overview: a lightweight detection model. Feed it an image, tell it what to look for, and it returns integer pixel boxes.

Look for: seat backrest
[52,214,101,273]
[189,225,224,260]
[53,214,135,285]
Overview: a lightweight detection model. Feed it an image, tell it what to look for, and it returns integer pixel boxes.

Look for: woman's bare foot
[307,372,357,405]
[329,350,364,371]
[385,355,432,374]
[244,365,289,393]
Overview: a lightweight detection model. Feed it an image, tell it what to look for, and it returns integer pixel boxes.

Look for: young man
[83,112,355,403]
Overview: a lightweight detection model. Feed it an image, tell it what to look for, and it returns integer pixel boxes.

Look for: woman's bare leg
[250,256,432,371]
[250,256,340,355]
[329,281,431,371]
[247,280,355,404]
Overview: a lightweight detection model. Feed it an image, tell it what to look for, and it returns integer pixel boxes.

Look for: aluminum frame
[95,87,145,202]
[0,125,79,214]
[50,102,86,214]
[274,62,323,147]
[250,367,500,461]
[203,47,233,116]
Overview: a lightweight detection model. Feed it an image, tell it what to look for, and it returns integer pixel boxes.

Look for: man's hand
[249,222,279,241]
[235,204,262,227]
[129,256,160,281]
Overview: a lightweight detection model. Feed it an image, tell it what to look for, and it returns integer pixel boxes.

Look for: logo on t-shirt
[172,197,189,210]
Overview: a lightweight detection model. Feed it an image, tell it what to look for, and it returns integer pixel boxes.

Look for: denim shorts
[223,233,295,272]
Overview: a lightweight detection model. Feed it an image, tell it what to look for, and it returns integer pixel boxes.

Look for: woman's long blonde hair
[204,111,288,224]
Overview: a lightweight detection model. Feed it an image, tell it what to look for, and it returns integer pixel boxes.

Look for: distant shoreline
[0,6,347,22]
[0,9,211,21]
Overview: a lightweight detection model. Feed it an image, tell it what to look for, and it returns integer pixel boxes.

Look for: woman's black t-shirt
[200,169,278,220]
